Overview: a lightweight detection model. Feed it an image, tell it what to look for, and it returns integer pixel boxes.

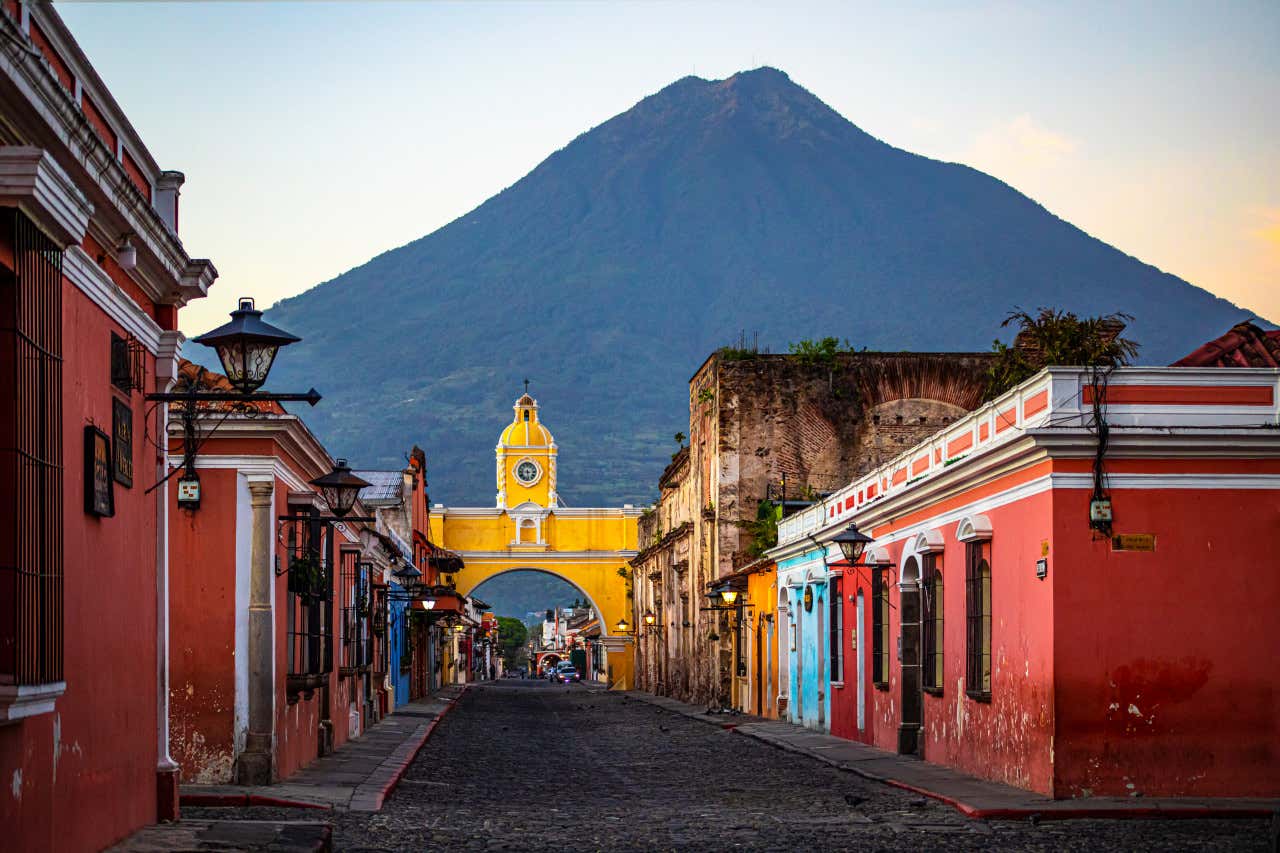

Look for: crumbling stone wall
[635,349,991,707]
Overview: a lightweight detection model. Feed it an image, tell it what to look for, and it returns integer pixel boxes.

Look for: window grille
[872,568,889,687]
[285,506,332,683]
[828,575,842,682]
[922,554,943,691]
[109,331,144,394]
[0,210,63,687]
[339,550,371,674]
[965,541,992,698]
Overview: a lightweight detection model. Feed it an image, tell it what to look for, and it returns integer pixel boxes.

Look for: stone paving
[189,680,1273,851]
[629,690,1280,821]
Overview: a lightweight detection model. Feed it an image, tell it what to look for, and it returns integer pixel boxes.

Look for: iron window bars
[871,567,890,687]
[965,541,992,699]
[110,331,145,394]
[339,550,372,675]
[283,505,332,691]
[0,210,63,687]
[922,554,944,692]
[828,575,843,683]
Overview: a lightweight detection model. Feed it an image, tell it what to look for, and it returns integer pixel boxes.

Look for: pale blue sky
[56,1,1279,334]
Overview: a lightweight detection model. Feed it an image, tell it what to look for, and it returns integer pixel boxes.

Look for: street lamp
[831,522,873,565]
[720,589,739,605]
[148,297,321,510]
[614,617,633,635]
[193,297,300,394]
[642,610,656,627]
[310,459,370,518]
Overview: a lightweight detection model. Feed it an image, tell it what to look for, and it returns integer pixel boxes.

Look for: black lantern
[310,458,369,518]
[642,609,656,626]
[193,297,301,394]
[614,617,631,634]
[832,522,873,565]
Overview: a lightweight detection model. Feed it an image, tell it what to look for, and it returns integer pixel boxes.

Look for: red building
[0,4,217,849]
[774,366,1280,798]
[167,363,381,784]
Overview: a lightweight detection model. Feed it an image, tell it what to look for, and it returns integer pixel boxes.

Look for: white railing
[777,366,1280,546]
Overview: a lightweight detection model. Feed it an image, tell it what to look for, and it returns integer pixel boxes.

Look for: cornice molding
[0,12,215,307]
[170,414,334,485]
[0,145,91,245]
[63,245,162,352]
[456,550,638,562]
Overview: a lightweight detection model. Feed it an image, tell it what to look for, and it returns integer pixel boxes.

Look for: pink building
[773,366,1280,798]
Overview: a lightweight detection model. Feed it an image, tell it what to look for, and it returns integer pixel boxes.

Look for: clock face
[515,461,539,485]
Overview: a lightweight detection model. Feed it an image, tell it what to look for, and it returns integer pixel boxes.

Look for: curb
[364,685,470,811]
[628,691,1276,823]
[178,792,332,811]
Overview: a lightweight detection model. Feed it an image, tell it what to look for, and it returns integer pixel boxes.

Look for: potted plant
[288,551,325,602]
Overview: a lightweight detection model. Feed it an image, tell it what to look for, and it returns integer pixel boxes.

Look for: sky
[57,0,1279,336]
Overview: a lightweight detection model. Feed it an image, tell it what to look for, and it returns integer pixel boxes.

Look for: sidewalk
[628,691,1280,821]
[183,683,468,813]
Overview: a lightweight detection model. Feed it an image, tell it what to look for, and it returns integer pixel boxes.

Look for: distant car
[555,665,580,683]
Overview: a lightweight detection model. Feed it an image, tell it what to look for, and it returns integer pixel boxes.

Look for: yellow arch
[452,558,635,689]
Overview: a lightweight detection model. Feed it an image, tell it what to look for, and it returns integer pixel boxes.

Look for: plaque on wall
[85,425,114,517]
[112,398,133,487]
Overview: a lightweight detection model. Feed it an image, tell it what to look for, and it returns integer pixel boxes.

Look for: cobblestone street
[285,682,1268,852]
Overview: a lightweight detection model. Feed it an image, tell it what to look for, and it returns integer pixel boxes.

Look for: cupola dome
[499,393,555,448]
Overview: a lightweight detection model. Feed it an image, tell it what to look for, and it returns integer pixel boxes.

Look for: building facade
[0,4,217,848]
[772,366,1280,797]
[632,350,990,711]
[166,364,380,785]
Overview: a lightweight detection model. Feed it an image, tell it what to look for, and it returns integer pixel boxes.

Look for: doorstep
[182,684,468,814]
[626,690,1280,821]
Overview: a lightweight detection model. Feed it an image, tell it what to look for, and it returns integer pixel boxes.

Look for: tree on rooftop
[985,307,1139,400]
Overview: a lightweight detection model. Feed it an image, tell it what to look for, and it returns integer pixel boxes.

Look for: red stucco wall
[836,486,1057,794]
[169,468,239,783]
[1052,480,1280,798]
[0,277,161,851]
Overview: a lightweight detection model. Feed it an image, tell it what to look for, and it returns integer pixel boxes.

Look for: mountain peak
[260,69,1255,506]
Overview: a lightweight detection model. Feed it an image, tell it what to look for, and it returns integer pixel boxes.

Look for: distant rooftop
[356,470,403,504]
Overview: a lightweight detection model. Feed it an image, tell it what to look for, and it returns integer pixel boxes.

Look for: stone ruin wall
[713,352,991,573]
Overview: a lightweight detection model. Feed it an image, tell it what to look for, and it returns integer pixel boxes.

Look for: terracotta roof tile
[1172,322,1280,368]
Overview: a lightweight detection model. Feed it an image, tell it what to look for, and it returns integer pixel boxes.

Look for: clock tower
[495,391,558,511]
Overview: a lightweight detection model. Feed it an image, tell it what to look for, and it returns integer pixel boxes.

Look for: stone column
[235,477,275,785]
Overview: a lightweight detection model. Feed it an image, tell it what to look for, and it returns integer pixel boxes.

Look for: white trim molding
[956,514,993,543]
[64,246,163,352]
[0,681,66,724]
[911,528,946,554]
[0,146,92,246]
